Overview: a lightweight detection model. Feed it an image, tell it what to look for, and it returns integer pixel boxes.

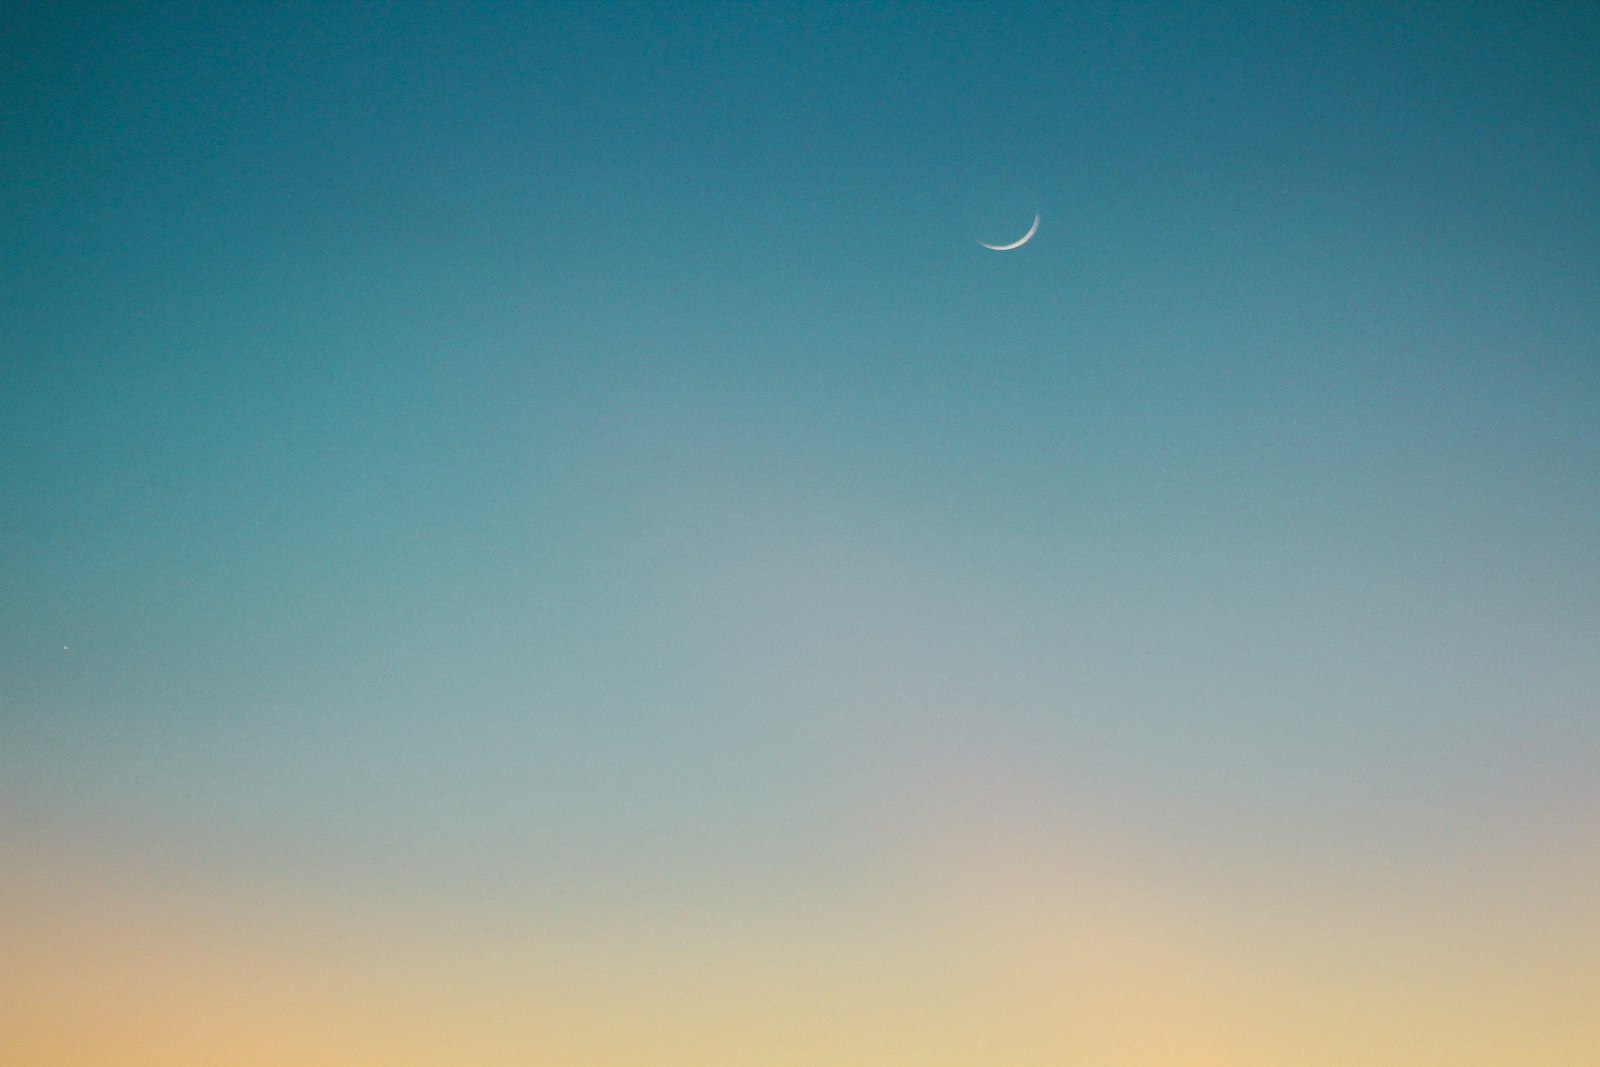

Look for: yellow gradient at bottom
[5,827,1596,1067]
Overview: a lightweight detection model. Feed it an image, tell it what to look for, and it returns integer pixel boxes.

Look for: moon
[979,212,1041,251]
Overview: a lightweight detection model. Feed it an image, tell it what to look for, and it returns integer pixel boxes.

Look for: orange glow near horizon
[9,801,1596,1066]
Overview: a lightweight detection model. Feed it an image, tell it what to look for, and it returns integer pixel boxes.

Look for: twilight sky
[4,3,1598,1063]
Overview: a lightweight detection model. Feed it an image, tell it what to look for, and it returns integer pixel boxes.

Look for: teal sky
[5,1,1597,898]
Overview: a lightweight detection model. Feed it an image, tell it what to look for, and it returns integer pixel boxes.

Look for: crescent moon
[979,212,1041,251]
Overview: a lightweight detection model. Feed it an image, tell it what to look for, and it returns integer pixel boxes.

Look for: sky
[3,2,1598,1063]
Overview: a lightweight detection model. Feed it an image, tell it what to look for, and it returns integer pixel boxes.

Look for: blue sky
[3,4,1598,1059]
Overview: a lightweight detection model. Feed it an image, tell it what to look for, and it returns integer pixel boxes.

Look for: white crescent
[979,212,1040,251]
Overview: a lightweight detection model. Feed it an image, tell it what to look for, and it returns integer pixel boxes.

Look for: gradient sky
[4,3,1598,1063]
